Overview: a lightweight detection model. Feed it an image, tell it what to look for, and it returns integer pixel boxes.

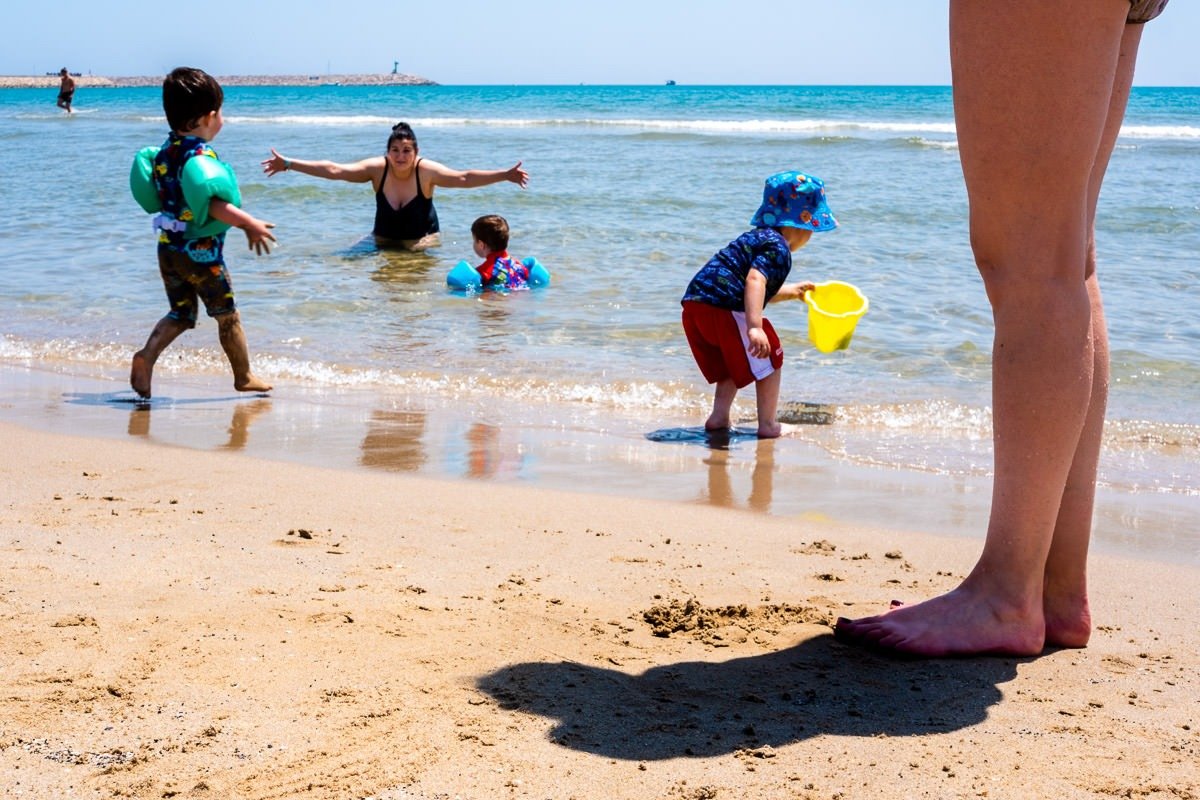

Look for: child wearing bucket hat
[680,171,836,438]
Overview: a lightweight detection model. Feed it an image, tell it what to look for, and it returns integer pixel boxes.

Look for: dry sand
[0,421,1195,799]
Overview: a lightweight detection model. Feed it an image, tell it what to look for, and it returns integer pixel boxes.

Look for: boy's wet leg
[216,311,272,394]
[131,316,191,398]
[705,378,737,431]
[754,370,783,439]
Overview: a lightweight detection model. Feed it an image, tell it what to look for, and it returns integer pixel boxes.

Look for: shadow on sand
[477,633,1020,760]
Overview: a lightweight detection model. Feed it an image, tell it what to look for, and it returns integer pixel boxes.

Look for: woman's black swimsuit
[373,159,439,240]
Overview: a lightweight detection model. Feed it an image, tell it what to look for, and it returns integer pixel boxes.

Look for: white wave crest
[207,114,1200,141]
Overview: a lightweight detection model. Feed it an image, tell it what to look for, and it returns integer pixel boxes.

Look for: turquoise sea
[1,84,1197,561]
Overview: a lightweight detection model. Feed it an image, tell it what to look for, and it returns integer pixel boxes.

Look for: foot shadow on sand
[476,634,1021,760]
[64,391,270,409]
[645,426,761,451]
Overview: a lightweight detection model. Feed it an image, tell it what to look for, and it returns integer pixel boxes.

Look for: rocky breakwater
[0,73,437,89]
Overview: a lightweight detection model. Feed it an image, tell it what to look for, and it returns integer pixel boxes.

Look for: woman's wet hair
[387,121,418,151]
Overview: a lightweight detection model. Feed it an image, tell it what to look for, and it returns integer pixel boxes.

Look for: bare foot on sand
[883,591,1091,650]
[1042,587,1092,649]
[704,416,730,432]
[234,374,273,394]
[130,353,152,398]
[756,421,782,439]
[833,585,1046,658]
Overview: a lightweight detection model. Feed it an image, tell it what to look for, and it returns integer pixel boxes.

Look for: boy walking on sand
[129,67,276,399]
[681,171,837,438]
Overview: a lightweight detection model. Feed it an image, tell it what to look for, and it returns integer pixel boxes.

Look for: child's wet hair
[471,215,510,253]
[162,67,224,133]
[387,121,418,151]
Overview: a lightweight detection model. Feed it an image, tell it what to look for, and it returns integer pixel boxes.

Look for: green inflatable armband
[180,154,242,237]
[130,146,162,214]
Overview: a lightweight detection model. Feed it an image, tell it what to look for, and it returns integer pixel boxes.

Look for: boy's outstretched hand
[241,219,277,255]
[208,199,277,255]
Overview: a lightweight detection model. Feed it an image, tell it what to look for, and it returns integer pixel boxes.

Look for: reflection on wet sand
[359,409,427,472]
[466,421,525,479]
[219,400,274,450]
[126,398,274,451]
[467,422,500,478]
[703,436,777,513]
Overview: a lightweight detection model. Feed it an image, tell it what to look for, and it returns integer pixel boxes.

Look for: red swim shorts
[681,301,783,389]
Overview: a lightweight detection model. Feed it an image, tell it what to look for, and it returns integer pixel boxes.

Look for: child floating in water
[470,214,530,291]
[680,171,837,438]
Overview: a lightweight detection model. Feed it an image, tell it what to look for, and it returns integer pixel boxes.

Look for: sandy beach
[1,412,1196,799]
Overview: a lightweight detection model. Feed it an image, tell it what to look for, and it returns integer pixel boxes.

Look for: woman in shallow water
[262,122,528,251]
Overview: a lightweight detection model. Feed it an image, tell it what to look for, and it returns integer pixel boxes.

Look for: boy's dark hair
[387,121,419,151]
[163,67,224,133]
[471,215,510,253]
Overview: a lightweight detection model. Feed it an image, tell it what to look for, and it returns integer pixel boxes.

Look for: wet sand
[1,362,1194,567]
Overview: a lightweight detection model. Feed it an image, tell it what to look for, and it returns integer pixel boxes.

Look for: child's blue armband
[524,256,551,287]
[447,260,483,291]
[129,146,162,214]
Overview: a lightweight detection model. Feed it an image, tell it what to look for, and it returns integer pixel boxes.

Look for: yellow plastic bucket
[804,280,868,353]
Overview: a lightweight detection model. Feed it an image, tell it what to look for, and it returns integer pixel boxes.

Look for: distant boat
[665,80,677,86]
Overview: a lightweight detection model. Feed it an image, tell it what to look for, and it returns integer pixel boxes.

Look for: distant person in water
[56,68,75,113]
[261,122,529,251]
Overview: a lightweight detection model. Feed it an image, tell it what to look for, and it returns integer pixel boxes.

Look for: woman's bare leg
[1043,22,1143,648]
[835,0,1131,657]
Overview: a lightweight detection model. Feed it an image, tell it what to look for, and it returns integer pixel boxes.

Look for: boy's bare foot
[130,353,152,398]
[756,421,782,439]
[833,586,1045,658]
[234,374,273,394]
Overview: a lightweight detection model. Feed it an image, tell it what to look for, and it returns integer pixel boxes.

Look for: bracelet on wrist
[283,159,292,171]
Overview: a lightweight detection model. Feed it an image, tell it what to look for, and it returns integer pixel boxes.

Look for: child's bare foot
[834,586,1045,658]
[704,416,731,431]
[130,353,152,398]
[756,421,782,438]
[234,374,273,394]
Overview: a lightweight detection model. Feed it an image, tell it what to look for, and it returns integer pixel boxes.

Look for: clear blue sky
[6,1,1195,86]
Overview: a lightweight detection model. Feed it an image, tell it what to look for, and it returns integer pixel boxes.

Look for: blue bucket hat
[750,171,837,232]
